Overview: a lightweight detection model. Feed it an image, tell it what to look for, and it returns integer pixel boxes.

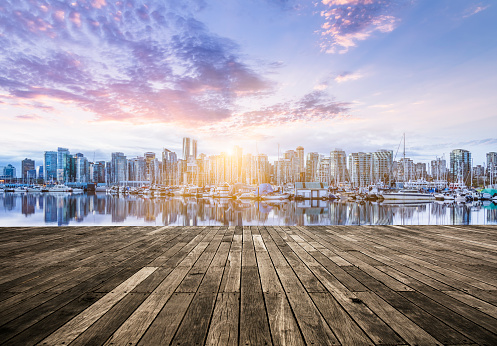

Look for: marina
[1,191,497,226]
[0,225,496,345]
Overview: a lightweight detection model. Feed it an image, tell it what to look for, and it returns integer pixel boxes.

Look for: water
[1,192,497,226]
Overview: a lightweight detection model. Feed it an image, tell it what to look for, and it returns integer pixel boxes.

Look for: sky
[1,0,496,173]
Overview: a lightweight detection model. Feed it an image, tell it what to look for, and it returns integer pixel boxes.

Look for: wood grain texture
[0,225,496,345]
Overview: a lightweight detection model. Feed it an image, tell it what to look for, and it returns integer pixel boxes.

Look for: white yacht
[213,184,232,198]
[380,189,434,201]
[26,186,42,193]
[49,185,73,192]
[260,192,291,201]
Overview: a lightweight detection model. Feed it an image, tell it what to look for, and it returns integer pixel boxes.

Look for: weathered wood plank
[239,266,272,345]
[205,293,239,346]
[39,266,157,345]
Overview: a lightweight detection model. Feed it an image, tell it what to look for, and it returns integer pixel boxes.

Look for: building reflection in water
[1,193,497,226]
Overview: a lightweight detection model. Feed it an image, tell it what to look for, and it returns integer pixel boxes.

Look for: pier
[1,225,497,345]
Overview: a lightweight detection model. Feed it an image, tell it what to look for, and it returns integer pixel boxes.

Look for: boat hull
[381,193,434,201]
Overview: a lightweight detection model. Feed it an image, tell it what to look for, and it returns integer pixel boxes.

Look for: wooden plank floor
[1,225,497,345]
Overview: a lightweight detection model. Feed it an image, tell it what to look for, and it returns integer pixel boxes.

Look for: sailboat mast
[403,133,406,182]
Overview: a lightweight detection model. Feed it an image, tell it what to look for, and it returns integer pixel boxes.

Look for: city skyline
[2,139,496,189]
[1,1,496,168]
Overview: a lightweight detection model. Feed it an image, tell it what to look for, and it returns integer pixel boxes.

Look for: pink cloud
[15,114,42,121]
[318,0,402,54]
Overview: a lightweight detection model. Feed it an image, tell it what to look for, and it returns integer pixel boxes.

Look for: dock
[1,225,497,345]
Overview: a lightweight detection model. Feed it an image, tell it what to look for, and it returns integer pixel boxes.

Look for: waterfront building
[296,146,305,182]
[127,157,146,182]
[144,152,157,184]
[305,152,319,182]
[37,166,43,181]
[275,158,292,185]
[110,152,127,184]
[105,161,112,184]
[282,150,300,183]
[415,162,428,180]
[242,153,253,184]
[450,149,471,184]
[372,149,393,184]
[57,147,71,183]
[44,151,57,183]
[252,154,270,184]
[182,137,197,161]
[396,157,415,182]
[2,164,16,181]
[473,165,485,187]
[162,148,178,186]
[348,152,372,187]
[330,149,347,185]
[21,158,35,181]
[231,146,243,183]
[93,161,106,183]
[430,157,448,181]
[316,156,331,184]
[75,154,89,183]
[487,152,497,185]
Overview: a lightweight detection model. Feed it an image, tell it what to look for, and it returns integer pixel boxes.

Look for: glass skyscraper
[450,149,471,184]
[44,151,57,182]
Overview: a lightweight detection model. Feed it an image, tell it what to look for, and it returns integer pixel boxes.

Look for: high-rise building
[75,154,89,182]
[305,152,319,182]
[21,158,35,181]
[415,162,427,180]
[430,157,447,180]
[330,149,347,185]
[487,152,497,183]
[317,156,331,183]
[144,152,156,183]
[296,146,305,182]
[348,152,372,187]
[2,164,16,181]
[37,166,44,181]
[396,157,415,181]
[44,151,57,182]
[372,149,393,184]
[93,161,106,183]
[275,158,292,185]
[182,137,197,162]
[450,149,471,184]
[162,149,178,185]
[231,146,243,183]
[57,147,70,182]
[111,152,127,184]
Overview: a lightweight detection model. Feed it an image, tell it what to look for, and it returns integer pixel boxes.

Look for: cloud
[462,4,490,18]
[15,114,42,121]
[334,71,363,83]
[200,90,350,135]
[318,0,406,53]
[0,0,276,126]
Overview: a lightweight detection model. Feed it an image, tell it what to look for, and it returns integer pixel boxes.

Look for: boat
[380,189,434,201]
[95,184,107,192]
[49,185,73,192]
[237,192,259,200]
[26,186,42,193]
[434,192,455,201]
[213,183,232,198]
[13,186,27,193]
[260,192,291,201]
[454,193,468,203]
[71,188,84,193]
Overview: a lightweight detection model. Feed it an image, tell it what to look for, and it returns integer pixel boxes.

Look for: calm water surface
[1,192,496,226]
